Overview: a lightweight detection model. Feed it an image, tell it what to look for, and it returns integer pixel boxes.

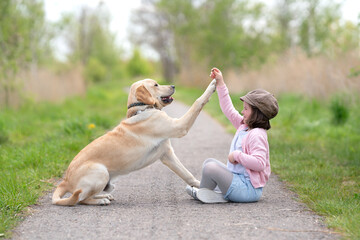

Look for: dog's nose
[171,85,175,89]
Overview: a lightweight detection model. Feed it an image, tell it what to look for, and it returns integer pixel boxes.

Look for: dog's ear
[136,85,156,105]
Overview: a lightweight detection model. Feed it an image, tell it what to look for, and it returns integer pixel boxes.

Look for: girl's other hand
[228,152,237,164]
[210,67,225,86]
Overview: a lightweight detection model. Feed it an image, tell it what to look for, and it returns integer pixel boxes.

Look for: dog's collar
[127,102,148,109]
[127,102,156,117]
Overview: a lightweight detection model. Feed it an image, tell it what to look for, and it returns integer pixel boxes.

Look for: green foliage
[330,95,349,125]
[127,49,153,77]
[348,66,360,78]
[56,4,126,82]
[157,0,270,69]
[85,57,107,83]
[175,86,360,239]
[298,0,342,56]
[0,117,9,144]
[0,0,52,106]
[131,0,360,80]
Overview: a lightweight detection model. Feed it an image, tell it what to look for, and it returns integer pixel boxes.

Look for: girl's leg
[200,158,233,195]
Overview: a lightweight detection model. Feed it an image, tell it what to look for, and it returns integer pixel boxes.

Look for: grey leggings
[200,158,234,195]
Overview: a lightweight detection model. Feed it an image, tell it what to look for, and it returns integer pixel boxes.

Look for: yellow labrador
[52,79,216,206]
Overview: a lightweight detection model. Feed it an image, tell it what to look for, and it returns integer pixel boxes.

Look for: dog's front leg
[171,79,216,138]
[160,143,200,188]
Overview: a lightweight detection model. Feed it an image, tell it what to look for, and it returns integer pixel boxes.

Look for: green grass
[0,81,129,237]
[175,85,360,239]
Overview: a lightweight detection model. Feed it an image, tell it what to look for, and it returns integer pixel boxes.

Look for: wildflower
[87,123,96,130]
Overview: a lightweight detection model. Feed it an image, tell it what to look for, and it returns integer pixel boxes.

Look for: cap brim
[240,95,256,107]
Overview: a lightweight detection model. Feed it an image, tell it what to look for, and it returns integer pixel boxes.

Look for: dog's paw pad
[206,80,216,92]
[210,80,217,91]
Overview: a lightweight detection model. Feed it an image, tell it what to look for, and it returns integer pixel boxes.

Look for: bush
[112,63,128,80]
[0,131,9,145]
[85,57,107,83]
[0,119,9,144]
[330,95,349,125]
[127,49,152,77]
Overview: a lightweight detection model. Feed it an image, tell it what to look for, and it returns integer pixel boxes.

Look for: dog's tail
[52,181,82,206]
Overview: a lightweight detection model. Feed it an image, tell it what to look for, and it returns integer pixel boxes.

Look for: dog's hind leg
[93,194,114,201]
[77,163,112,205]
[103,181,115,193]
[93,180,115,201]
[79,185,111,205]
[80,196,111,205]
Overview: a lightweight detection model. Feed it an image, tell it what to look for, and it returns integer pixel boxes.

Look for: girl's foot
[197,188,228,203]
[186,185,199,200]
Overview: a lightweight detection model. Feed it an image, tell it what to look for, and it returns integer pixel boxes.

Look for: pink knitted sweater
[217,84,271,188]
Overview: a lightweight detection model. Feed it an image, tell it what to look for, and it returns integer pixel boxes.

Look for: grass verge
[175,85,360,239]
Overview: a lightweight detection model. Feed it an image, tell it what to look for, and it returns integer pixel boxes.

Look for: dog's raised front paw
[208,79,216,92]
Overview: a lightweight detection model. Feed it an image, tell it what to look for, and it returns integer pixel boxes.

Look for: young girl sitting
[186,67,279,203]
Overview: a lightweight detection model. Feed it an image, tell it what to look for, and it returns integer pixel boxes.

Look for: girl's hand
[210,67,225,86]
[228,152,237,164]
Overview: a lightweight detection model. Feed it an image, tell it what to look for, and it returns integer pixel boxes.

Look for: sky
[44,0,359,60]
[44,0,143,60]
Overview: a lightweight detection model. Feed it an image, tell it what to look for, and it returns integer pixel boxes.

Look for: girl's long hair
[247,105,271,130]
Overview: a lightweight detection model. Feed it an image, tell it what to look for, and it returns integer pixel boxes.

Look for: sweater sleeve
[232,131,268,171]
[216,84,243,129]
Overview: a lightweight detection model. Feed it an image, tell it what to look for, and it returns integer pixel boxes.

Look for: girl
[186,67,279,203]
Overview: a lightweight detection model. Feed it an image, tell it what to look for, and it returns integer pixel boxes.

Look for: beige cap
[240,89,279,119]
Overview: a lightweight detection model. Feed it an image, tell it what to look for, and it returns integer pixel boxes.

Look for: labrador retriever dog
[52,79,217,206]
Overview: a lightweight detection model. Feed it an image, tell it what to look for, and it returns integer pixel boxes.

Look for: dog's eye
[154,84,158,87]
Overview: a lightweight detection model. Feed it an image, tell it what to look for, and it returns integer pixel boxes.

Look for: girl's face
[241,101,252,125]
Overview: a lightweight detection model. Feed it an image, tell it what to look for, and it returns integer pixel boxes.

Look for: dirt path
[12,101,338,239]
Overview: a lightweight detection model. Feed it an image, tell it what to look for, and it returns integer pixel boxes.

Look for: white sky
[44,0,143,59]
[44,0,359,60]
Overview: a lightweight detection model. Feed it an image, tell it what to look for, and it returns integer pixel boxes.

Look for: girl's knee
[202,161,220,175]
[202,158,217,167]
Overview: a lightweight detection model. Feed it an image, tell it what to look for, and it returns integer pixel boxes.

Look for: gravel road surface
[12,101,338,240]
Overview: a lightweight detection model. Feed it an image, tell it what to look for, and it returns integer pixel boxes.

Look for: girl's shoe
[197,188,228,203]
[186,185,199,200]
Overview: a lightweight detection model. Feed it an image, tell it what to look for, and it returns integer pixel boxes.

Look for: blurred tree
[130,0,271,81]
[322,19,359,56]
[130,0,359,83]
[298,0,341,56]
[84,57,107,83]
[129,1,178,82]
[0,0,52,106]
[272,0,358,57]
[199,0,269,68]
[272,0,298,52]
[161,0,272,69]
[56,2,125,82]
[127,48,153,77]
